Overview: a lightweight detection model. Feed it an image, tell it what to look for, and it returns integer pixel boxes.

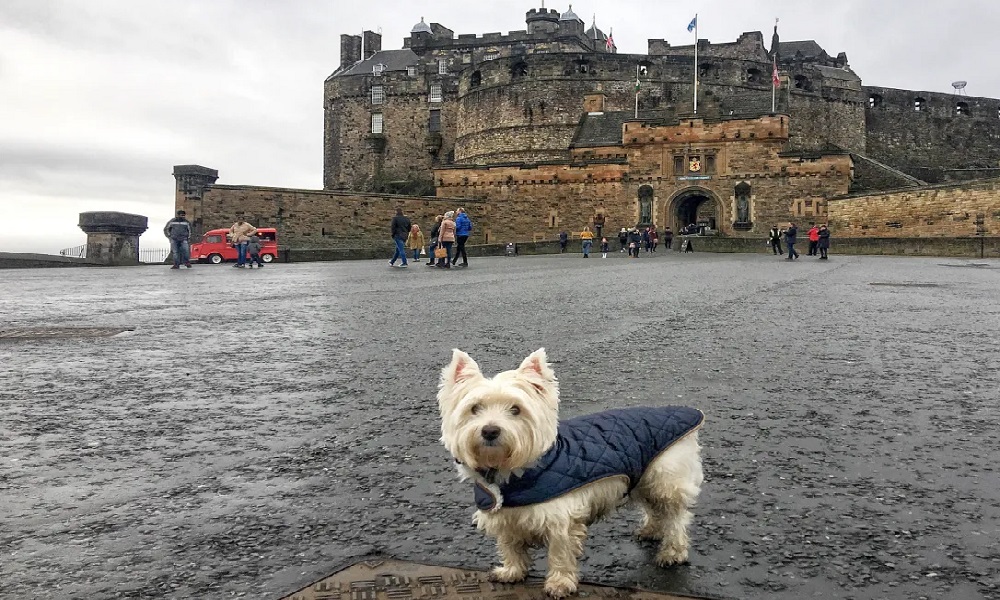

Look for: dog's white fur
[438,348,703,598]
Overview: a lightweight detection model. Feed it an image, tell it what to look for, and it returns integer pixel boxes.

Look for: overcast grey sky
[2,0,997,254]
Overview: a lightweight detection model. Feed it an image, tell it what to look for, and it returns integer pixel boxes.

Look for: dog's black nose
[481,425,501,441]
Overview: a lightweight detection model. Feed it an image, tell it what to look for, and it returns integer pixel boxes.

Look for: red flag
[772,58,780,88]
[606,30,614,51]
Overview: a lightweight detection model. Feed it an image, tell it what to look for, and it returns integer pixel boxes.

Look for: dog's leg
[635,498,664,541]
[489,532,531,583]
[543,521,586,598]
[636,435,703,566]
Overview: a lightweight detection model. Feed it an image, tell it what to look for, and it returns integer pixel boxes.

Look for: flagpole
[693,13,699,114]
[635,65,640,119]
[772,58,777,113]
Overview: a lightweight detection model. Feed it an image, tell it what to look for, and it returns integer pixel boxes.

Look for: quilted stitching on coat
[474,406,703,510]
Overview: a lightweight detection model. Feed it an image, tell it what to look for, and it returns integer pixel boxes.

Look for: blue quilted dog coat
[473,406,704,511]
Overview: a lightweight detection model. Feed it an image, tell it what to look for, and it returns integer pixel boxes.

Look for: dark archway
[668,187,721,234]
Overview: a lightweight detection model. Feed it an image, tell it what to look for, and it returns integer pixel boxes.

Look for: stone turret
[526,7,559,35]
[78,212,148,266]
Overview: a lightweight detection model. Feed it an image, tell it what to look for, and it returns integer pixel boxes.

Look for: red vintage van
[190,228,279,264]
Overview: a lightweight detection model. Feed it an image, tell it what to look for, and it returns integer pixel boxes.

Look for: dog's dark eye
[471,404,483,415]
[510,405,521,416]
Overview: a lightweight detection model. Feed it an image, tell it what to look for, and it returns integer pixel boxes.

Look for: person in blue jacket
[453,208,473,268]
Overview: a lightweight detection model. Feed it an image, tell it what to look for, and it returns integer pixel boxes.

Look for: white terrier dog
[438,348,704,598]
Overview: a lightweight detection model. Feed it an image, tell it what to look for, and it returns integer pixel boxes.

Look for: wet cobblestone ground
[1,252,999,600]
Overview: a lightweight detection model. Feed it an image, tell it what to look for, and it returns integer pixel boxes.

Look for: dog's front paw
[655,545,689,566]
[488,566,527,584]
[544,574,577,598]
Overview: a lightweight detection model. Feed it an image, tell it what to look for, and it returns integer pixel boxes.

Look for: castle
[174,5,1000,251]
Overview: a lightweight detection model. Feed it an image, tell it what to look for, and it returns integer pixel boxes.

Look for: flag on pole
[606,28,614,51]
[635,77,641,92]
[687,16,697,32]
[772,57,780,88]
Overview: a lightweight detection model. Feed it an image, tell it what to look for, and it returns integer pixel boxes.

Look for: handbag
[434,245,448,259]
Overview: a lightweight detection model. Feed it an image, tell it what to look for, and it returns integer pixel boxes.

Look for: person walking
[600,237,610,259]
[818,224,831,260]
[437,211,457,268]
[406,224,425,264]
[228,217,258,268]
[807,223,820,256]
[649,226,659,253]
[246,233,264,268]
[453,207,473,268]
[769,225,784,256]
[784,222,800,260]
[389,207,412,268]
[642,228,651,253]
[618,227,629,253]
[580,226,595,258]
[663,226,673,251]
[427,215,443,266]
[163,209,193,269]
[559,230,569,253]
[628,227,642,258]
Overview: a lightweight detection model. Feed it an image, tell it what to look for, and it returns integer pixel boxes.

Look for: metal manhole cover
[0,327,134,340]
[281,559,713,600]
[869,282,943,288]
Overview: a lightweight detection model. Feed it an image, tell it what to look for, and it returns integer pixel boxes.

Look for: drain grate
[0,327,134,340]
[281,559,710,600]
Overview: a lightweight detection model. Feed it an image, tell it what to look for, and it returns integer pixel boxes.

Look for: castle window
[462,53,472,64]
[956,102,970,116]
[470,71,482,89]
[869,94,883,109]
[673,155,684,175]
[511,62,529,79]
[484,51,500,61]
[371,85,384,105]
[372,63,386,76]
[371,113,383,134]
[577,60,591,74]
[699,63,717,78]
[429,84,443,103]
[914,97,926,111]
[746,68,763,84]
[406,66,418,77]
[706,154,716,174]
[794,75,811,91]
[428,109,441,132]
[438,59,448,75]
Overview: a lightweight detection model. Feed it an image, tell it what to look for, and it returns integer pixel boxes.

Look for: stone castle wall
[864,87,1000,178]
[829,178,1000,238]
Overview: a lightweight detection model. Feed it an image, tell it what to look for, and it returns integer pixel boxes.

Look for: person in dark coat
[662,226,673,251]
[769,225,784,256]
[627,228,642,258]
[818,224,831,260]
[618,228,628,253]
[784,222,800,260]
[559,231,569,253]
[389,207,412,268]
[163,209,192,269]
[427,215,443,266]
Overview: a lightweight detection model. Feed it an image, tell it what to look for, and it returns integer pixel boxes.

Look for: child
[246,234,264,268]
[600,237,609,259]
[406,224,425,263]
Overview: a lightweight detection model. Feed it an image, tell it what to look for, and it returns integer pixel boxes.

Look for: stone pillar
[340,34,361,70]
[173,165,218,238]
[78,212,148,266]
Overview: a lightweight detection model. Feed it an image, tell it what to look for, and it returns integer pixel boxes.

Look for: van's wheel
[261,253,274,263]
[209,254,223,264]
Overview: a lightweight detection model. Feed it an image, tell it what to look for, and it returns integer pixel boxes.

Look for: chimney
[340,34,362,70]
[362,30,382,60]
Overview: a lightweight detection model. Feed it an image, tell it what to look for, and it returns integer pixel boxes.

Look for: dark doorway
[675,194,716,232]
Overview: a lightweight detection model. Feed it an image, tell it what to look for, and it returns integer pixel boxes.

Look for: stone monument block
[78,212,149,266]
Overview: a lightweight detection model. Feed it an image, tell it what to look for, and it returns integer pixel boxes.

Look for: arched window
[470,71,482,89]
[956,102,970,116]
[794,75,811,91]
[914,97,926,112]
[747,68,763,84]
[868,94,883,109]
[511,62,528,79]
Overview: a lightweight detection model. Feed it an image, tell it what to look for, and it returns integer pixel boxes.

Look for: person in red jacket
[807,223,821,256]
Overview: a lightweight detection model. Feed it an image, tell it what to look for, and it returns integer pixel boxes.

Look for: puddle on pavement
[0,326,135,340]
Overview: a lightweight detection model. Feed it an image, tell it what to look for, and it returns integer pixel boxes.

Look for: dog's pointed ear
[517,348,557,394]
[440,349,483,391]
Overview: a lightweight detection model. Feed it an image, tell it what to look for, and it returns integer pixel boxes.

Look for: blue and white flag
[687,16,697,32]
